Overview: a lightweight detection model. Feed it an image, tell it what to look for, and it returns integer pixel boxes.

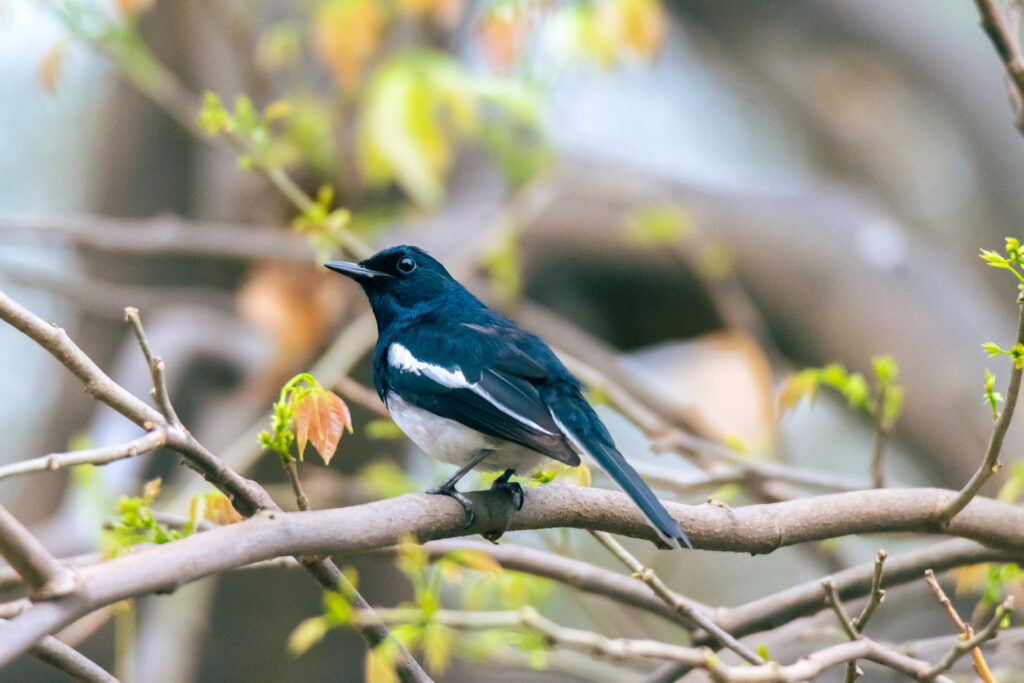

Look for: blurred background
[2,0,1024,680]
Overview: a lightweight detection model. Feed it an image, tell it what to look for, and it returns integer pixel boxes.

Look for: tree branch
[0,289,430,682]
[0,214,314,262]
[0,431,166,482]
[0,485,1022,670]
[29,634,119,683]
[921,598,1014,681]
[924,568,996,683]
[0,505,79,601]
[852,549,886,630]
[974,0,1024,132]
[360,606,954,682]
[124,307,182,426]
[589,530,763,666]
[941,298,1024,524]
[822,579,859,640]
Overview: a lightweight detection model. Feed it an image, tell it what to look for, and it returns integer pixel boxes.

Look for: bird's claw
[426,485,476,528]
[490,478,524,510]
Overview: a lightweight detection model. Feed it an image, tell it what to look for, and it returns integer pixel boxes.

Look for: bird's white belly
[386,393,545,473]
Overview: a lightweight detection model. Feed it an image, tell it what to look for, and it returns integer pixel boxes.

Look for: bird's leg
[489,469,523,510]
[426,449,493,527]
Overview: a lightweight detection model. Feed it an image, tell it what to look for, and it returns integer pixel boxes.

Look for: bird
[325,245,690,549]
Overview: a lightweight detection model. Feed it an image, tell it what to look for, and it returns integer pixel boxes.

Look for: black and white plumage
[325,246,690,549]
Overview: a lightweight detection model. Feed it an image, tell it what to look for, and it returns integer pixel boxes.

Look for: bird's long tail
[586,438,692,549]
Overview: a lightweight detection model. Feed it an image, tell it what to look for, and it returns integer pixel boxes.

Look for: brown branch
[924,569,996,683]
[372,539,698,628]
[822,579,860,640]
[124,307,182,426]
[0,431,166,482]
[974,0,1024,132]
[589,530,763,666]
[357,607,953,682]
[941,298,1024,524]
[0,485,1022,671]
[29,633,118,683]
[668,537,1018,649]
[0,505,80,601]
[0,214,314,262]
[284,459,311,512]
[852,549,887,630]
[921,598,1014,681]
[0,290,430,682]
[869,387,890,489]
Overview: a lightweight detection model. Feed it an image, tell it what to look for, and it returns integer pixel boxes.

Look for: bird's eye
[396,256,417,274]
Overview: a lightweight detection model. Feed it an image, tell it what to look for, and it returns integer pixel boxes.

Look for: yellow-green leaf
[288,616,330,656]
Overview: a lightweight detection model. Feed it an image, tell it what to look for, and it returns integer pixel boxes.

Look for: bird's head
[324,246,464,328]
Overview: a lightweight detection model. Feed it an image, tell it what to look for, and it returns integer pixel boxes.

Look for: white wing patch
[389,342,469,388]
[388,342,554,435]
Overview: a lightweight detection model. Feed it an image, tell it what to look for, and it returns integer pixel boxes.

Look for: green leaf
[985,368,1004,418]
[287,616,330,656]
[1011,343,1024,369]
[357,461,419,498]
[621,204,690,246]
[871,355,897,385]
[197,91,231,135]
[359,54,457,206]
[422,622,452,673]
[365,419,405,440]
[983,342,1007,357]
[323,591,353,624]
[482,226,523,301]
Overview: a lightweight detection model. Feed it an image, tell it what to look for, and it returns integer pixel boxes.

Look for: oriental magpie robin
[325,246,690,549]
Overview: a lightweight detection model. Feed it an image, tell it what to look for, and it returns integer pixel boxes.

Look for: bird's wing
[384,326,580,466]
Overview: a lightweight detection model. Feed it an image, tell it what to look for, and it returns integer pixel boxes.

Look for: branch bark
[941,298,1024,524]
[0,505,79,601]
[0,431,166,482]
[0,485,1022,669]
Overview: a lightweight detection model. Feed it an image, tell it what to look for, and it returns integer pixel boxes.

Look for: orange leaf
[37,43,65,94]
[476,9,531,73]
[314,0,383,91]
[116,0,155,15]
[191,491,244,526]
[599,0,666,62]
[293,388,353,465]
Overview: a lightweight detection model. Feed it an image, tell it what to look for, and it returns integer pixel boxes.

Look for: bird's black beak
[323,261,388,281]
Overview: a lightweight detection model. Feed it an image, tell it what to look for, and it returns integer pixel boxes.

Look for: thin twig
[0,505,79,600]
[0,431,166,481]
[29,634,118,683]
[0,214,314,262]
[589,530,764,665]
[124,307,182,426]
[284,459,310,512]
[941,299,1024,524]
[853,549,887,630]
[974,0,1024,132]
[921,597,1014,681]
[822,579,860,640]
[923,569,997,683]
[870,386,890,489]
[359,607,953,682]
[0,290,430,682]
